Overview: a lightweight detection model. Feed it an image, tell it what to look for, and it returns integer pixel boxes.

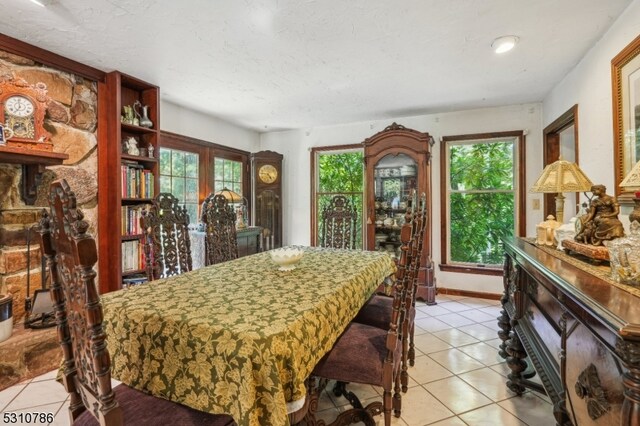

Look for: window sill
[438,263,503,276]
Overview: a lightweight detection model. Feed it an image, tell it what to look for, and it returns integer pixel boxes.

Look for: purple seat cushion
[312,322,401,386]
[75,383,236,426]
[353,294,393,329]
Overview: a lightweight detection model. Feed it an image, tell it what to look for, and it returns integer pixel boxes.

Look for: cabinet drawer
[523,274,562,367]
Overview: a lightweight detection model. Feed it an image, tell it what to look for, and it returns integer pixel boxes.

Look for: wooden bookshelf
[98,71,159,294]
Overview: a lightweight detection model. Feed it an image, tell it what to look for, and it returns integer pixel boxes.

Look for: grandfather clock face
[252,152,283,249]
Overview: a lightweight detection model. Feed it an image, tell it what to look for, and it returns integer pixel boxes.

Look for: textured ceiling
[0,0,633,132]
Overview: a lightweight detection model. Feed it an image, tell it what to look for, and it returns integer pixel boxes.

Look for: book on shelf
[121,204,148,236]
[121,239,145,272]
[121,162,154,199]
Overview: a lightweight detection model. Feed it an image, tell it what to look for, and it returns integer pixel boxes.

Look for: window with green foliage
[159,147,199,222]
[213,157,243,195]
[314,149,364,248]
[442,132,524,269]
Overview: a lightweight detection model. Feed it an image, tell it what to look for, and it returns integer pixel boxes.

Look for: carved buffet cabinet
[500,237,640,426]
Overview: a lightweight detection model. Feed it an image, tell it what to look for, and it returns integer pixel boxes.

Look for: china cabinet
[98,71,160,293]
[362,123,435,304]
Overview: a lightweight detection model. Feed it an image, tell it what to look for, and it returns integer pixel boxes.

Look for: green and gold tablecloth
[101,246,396,426]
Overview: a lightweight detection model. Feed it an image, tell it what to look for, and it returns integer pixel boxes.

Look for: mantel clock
[0,78,52,150]
[251,150,283,249]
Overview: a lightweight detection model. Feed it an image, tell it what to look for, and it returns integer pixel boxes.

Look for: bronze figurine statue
[575,184,625,246]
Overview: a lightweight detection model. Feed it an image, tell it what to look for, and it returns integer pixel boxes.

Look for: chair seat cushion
[75,383,236,426]
[353,294,417,331]
[312,322,402,387]
[353,294,393,329]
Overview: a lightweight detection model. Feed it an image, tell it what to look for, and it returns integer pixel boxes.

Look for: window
[214,157,243,195]
[159,131,250,225]
[311,146,364,248]
[159,147,200,222]
[441,131,525,274]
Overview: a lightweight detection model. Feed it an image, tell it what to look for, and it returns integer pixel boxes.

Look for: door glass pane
[172,151,185,176]
[172,178,185,201]
[214,158,224,180]
[185,153,198,178]
[159,149,172,175]
[160,176,171,193]
[185,178,198,202]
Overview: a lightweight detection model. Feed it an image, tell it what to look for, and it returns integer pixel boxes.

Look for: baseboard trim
[437,287,502,301]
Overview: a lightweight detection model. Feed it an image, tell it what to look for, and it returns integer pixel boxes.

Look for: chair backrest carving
[141,193,192,281]
[407,192,428,308]
[35,179,122,425]
[320,195,357,249]
[201,193,238,265]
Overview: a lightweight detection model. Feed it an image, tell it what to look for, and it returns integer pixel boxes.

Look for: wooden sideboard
[236,226,263,258]
[500,237,640,426]
[190,226,263,269]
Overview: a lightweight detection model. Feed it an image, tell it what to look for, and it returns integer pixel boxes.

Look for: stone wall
[0,49,98,324]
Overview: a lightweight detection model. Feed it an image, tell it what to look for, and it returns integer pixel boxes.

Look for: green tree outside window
[316,151,364,249]
[448,140,516,265]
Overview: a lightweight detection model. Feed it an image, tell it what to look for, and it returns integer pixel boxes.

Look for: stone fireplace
[0,49,99,390]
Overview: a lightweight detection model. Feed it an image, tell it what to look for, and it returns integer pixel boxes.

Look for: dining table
[100,246,396,426]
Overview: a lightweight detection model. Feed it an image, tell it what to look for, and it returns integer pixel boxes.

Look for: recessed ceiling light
[28,0,46,6]
[491,35,519,54]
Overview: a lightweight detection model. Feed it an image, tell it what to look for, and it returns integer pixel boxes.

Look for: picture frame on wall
[612,34,640,199]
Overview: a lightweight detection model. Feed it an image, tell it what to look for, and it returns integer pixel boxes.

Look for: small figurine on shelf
[123,136,139,156]
[148,144,155,158]
[121,105,134,125]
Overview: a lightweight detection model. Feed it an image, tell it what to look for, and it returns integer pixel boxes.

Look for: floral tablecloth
[101,246,396,426]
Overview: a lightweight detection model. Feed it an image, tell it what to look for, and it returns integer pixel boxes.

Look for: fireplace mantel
[0,145,68,205]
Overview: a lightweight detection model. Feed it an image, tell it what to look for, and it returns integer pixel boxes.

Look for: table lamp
[620,160,640,224]
[215,187,248,229]
[530,159,593,223]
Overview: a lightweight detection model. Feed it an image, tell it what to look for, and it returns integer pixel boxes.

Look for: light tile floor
[0,294,556,425]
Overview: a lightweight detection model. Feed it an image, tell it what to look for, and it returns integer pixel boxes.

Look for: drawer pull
[574,363,610,420]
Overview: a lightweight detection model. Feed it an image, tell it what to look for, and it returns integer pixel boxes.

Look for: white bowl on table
[270,247,304,271]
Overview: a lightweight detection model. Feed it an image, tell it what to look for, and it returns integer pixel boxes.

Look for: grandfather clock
[251,150,283,249]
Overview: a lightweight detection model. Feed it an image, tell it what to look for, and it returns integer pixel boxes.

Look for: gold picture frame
[612,34,640,199]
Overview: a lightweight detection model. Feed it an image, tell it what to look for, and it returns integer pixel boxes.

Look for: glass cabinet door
[372,153,417,258]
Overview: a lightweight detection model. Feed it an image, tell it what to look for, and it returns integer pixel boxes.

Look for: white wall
[161,101,260,152]
[543,0,640,192]
[260,103,543,294]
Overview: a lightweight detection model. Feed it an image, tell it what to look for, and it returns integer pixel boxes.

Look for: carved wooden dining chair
[320,195,358,249]
[36,179,235,426]
[201,193,238,265]
[310,219,415,426]
[352,191,428,392]
[141,192,192,281]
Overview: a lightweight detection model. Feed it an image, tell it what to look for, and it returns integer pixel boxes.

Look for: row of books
[122,239,145,273]
[122,205,147,236]
[121,161,154,199]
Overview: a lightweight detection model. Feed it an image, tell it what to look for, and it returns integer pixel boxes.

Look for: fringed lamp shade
[214,188,247,228]
[214,188,243,202]
[530,159,593,223]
